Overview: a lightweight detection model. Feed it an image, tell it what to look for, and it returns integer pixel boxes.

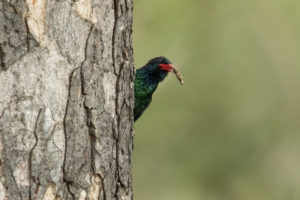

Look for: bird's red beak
[160,63,184,85]
[159,63,175,72]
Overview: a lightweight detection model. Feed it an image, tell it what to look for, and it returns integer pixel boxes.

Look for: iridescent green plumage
[134,57,172,121]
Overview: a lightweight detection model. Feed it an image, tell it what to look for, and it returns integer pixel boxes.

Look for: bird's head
[146,56,174,71]
[144,56,183,84]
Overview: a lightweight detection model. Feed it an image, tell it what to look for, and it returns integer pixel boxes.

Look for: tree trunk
[0,0,134,199]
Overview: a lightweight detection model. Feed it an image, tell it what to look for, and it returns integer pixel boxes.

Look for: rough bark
[0,0,134,199]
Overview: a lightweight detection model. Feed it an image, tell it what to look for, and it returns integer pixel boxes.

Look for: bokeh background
[132,0,300,199]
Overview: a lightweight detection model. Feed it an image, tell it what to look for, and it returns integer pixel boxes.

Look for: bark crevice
[0,44,6,71]
[28,108,43,200]
[63,67,79,199]
[112,0,119,76]
[9,167,23,200]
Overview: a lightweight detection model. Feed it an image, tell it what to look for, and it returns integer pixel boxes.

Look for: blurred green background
[132,0,300,199]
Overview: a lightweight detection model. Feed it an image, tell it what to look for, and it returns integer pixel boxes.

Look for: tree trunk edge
[0,0,135,199]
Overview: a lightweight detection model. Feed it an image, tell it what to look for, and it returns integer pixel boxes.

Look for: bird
[134,56,183,122]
